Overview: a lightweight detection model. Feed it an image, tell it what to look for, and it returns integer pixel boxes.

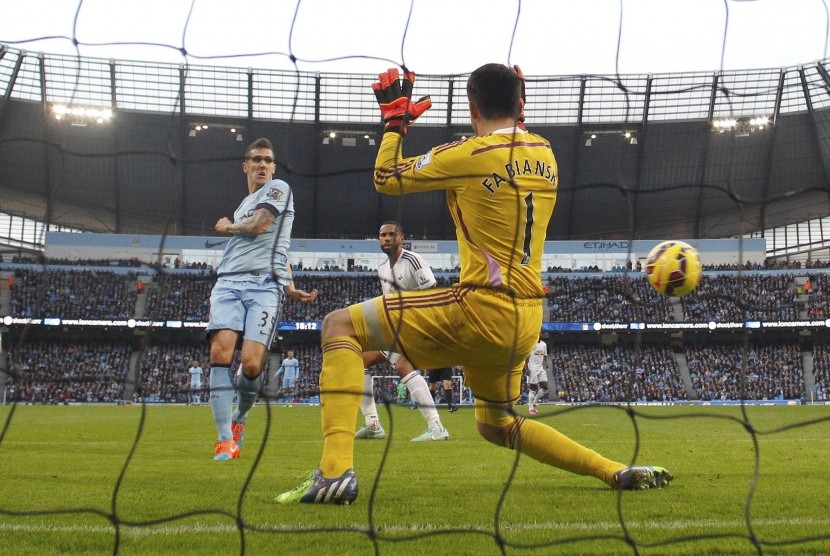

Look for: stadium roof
[1,45,829,244]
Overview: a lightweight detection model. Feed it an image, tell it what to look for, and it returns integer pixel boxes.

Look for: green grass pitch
[0,403,828,555]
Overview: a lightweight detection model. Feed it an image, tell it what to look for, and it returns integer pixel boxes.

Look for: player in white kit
[525,336,548,415]
[355,221,450,442]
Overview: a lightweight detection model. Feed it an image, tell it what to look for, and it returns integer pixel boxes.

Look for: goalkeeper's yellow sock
[507,417,626,487]
[319,335,364,478]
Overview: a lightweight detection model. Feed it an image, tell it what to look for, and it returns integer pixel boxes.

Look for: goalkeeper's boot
[231,421,245,448]
[354,424,385,440]
[613,466,673,490]
[275,468,358,505]
[411,426,450,442]
[213,439,240,461]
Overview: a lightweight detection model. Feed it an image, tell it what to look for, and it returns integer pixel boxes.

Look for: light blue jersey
[189,365,203,388]
[206,178,293,345]
[278,357,300,388]
[216,179,294,286]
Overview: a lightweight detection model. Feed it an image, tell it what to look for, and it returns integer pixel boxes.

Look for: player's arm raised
[371,68,434,196]
[215,207,275,236]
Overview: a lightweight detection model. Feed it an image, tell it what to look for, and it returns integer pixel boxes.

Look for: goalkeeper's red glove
[513,64,527,130]
[371,68,432,135]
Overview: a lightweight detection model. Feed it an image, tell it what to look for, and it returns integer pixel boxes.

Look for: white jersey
[378,248,436,295]
[526,340,548,371]
[378,248,435,363]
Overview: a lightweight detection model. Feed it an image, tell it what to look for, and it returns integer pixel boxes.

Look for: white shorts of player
[380,351,401,366]
[527,366,547,385]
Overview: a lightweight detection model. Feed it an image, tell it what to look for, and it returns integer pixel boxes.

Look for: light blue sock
[209,365,234,441]
[232,372,262,425]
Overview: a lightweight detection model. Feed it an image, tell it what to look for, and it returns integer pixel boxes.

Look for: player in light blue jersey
[276,349,300,402]
[206,137,317,462]
[188,360,203,405]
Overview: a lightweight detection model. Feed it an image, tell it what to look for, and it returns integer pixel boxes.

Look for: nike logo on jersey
[205,239,229,248]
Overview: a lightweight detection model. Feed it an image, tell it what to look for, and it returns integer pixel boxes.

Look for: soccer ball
[644,240,702,296]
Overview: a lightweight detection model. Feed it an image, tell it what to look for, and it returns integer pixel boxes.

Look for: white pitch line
[0,517,828,537]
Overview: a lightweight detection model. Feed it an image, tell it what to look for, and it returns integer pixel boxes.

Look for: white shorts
[527,366,548,386]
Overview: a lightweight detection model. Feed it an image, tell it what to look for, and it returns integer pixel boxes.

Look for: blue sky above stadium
[0,0,827,75]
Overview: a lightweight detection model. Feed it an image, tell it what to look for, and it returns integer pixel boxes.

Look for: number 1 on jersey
[521,192,534,265]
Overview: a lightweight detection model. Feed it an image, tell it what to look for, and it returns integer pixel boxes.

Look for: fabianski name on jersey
[480,158,557,193]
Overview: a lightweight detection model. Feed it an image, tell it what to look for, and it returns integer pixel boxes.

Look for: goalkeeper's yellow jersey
[374,128,558,299]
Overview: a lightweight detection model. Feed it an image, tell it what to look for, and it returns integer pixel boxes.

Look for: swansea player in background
[355,221,450,442]
[525,335,549,415]
[206,137,317,461]
[278,64,671,504]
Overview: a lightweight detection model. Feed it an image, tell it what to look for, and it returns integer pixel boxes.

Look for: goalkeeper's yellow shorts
[349,285,542,405]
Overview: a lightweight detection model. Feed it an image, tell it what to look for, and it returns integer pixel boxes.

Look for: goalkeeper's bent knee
[474,400,518,428]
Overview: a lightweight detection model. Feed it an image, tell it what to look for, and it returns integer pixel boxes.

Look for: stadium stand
[144,273,214,321]
[809,342,830,401]
[2,265,826,405]
[549,344,686,403]
[680,274,801,322]
[11,268,139,319]
[685,342,805,401]
[135,342,211,403]
[6,339,130,403]
[547,275,674,323]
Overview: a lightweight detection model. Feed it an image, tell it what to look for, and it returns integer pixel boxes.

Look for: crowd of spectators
[1,337,819,404]
[6,267,823,325]
[5,256,146,267]
[680,274,800,322]
[805,274,830,319]
[549,344,686,403]
[696,259,830,271]
[6,266,830,404]
[285,276,378,322]
[10,268,139,319]
[809,342,830,401]
[5,340,130,403]
[145,274,214,321]
[135,343,211,403]
[685,343,804,401]
[547,276,674,323]
[542,273,805,323]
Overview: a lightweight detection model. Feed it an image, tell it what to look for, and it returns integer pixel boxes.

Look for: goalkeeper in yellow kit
[277,63,672,504]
